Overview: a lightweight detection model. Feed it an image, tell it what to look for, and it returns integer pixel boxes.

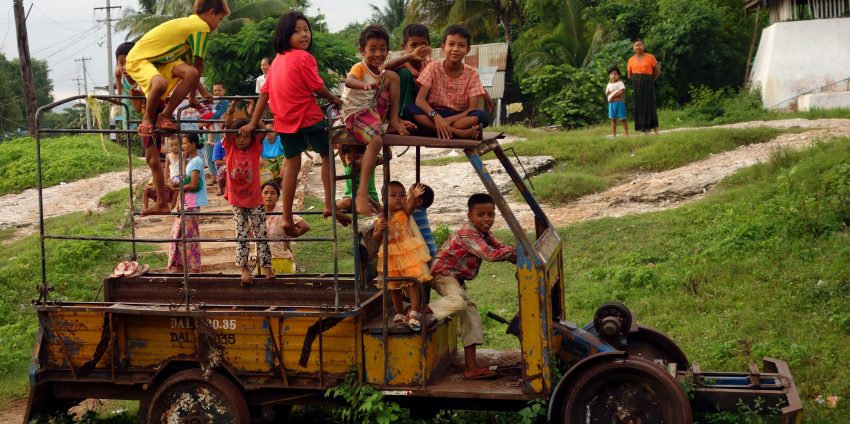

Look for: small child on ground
[336,144,381,214]
[383,23,432,116]
[241,11,350,235]
[163,135,183,186]
[341,25,409,216]
[425,193,516,379]
[605,66,629,137]
[213,139,226,196]
[374,181,432,331]
[224,100,275,285]
[404,25,488,140]
[167,134,208,273]
[125,0,227,215]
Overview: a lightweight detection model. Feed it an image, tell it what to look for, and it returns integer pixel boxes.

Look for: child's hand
[401,120,417,131]
[433,115,451,139]
[239,122,256,138]
[410,45,431,61]
[389,120,408,136]
[409,183,425,199]
[331,96,343,108]
[375,217,388,230]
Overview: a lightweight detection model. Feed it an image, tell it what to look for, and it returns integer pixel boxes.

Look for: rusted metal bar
[120,99,138,260]
[43,235,336,243]
[34,107,48,301]
[41,314,77,380]
[264,317,289,385]
[175,103,191,311]
[327,112,340,312]
[318,316,324,387]
[109,312,116,380]
[130,210,325,216]
[381,143,390,387]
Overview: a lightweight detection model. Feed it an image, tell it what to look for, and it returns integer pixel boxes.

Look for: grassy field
[0,135,141,196]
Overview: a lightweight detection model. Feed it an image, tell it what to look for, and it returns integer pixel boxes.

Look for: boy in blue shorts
[605,66,629,137]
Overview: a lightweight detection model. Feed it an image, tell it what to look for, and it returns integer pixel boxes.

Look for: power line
[30,23,99,57]
[31,3,90,32]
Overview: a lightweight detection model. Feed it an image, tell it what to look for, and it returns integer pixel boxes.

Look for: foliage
[517,399,547,424]
[0,135,141,196]
[30,409,138,424]
[369,0,409,47]
[408,0,522,44]
[325,370,402,424]
[584,0,658,41]
[0,54,54,133]
[519,40,632,128]
[433,223,450,248]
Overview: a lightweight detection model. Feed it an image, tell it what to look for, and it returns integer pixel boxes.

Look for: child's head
[386,181,406,212]
[341,144,366,168]
[274,11,312,53]
[115,42,134,75]
[213,82,226,96]
[417,184,434,209]
[260,57,271,74]
[262,180,281,205]
[166,135,180,153]
[194,0,229,31]
[264,123,276,142]
[608,66,621,83]
[467,193,496,233]
[358,25,390,69]
[228,118,252,150]
[181,133,201,154]
[441,24,472,63]
[402,23,430,54]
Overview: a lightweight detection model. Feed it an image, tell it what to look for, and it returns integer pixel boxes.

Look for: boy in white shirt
[605,66,629,137]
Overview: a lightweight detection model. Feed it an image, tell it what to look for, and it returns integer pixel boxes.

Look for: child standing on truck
[125,0,227,215]
[240,11,349,236]
[223,101,275,285]
[605,66,629,137]
[374,181,432,331]
[425,193,516,379]
[167,134,208,273]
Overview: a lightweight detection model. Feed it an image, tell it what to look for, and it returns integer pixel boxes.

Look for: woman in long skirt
[167,134,208,273]
[627,39,661,133]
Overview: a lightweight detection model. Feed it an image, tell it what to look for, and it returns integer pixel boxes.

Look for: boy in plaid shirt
[426,193,515,379]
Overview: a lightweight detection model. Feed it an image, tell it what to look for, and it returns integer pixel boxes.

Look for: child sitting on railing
[374,181,431,331]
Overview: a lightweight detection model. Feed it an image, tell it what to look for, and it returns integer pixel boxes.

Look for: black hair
[419,184,434,209]
[340,144,366,155]
[213,81,225,87]
[262,180,281,196]
[467,193,494,210]
[388,180,405,191]
[182,133,202,148]
[115,42,135,59]
[442,24,472,46]
[228,118,250,130]
[194,0,230,15]
[633,38,644,43]
[260,56,272,64]
[274,11,312,53]
[359,24,389,49]
[607,66,621,76]
[402,23,430,44]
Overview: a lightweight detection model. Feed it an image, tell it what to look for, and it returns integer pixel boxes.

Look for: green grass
[431,127,787,204]
[659,107,850,130]
[0,189,165,406]
[467,137,850,422]
[0,135,142,196]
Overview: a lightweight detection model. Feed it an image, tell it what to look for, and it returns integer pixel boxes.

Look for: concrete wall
[749,17,850,109]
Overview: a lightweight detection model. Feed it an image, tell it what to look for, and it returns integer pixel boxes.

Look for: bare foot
[453,126,477,140]
[240,266,252,286]
[141,202,171,216]
[263,266,275,280]
[355,193,375,216]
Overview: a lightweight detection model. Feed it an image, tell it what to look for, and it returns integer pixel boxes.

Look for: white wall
[749,17,850,109]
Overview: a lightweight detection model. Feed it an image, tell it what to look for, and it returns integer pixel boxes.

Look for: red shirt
[223,134,264,208]
[262,49,325,133]
[430,221,514,281]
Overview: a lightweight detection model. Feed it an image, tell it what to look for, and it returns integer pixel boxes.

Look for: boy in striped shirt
[125,0,229,215]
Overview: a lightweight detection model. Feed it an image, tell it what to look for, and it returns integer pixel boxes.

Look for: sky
[0,0,375,101]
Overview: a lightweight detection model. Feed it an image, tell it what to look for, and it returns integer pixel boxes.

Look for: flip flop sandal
[121,261,140,277]
[137,123,154,137]
[126,263,149,278]
[155,116,179,132]
[463,367,498,380]
[108,260,131,278]
[393,313,406,325]
[407,311,422,332]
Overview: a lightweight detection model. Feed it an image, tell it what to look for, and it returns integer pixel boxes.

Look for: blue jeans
[403,104,489,127]
[204,143,216,176]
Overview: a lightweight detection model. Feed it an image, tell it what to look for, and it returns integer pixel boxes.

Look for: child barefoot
[241,11,350,235]
[336,144,381,213]
[341,25,409,216]
[605,66,629,137]
[374,181,431,331]
[167,134,208,273]
[223,101,275,285]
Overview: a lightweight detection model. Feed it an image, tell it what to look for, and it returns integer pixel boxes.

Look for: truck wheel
[556,356,692,424]
[147,369,250,424]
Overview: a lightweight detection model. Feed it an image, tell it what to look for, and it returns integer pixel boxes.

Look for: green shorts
[279,121,329,159]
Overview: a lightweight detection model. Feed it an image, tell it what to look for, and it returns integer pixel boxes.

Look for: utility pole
[95,1,121,96]
[13,0,37,133]
[73,77,85,129]
[75,58,92,129]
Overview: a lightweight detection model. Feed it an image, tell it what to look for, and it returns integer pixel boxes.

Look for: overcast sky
[0,1,374,100]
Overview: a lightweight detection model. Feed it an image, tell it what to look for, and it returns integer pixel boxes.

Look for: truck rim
[148,369,250,424]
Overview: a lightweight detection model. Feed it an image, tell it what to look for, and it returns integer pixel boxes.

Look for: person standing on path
[627,39,661,134]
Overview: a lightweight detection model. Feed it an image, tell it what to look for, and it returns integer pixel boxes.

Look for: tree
[408,0,523,44]
[0,54,53,132]
[369,0,409,46]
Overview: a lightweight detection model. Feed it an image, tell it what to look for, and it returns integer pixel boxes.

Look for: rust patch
[194,318,224,379]
[298,316,344,368]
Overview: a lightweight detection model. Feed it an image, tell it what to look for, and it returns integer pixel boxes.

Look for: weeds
[325,371,401,424]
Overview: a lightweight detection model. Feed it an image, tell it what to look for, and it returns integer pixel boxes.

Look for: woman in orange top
[627,39,661,133]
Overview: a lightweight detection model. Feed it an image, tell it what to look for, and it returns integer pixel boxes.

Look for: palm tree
[408,0,522,44]
[370,0,409,32]
[116,0,298,40]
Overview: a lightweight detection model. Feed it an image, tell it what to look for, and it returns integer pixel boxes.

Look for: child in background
[255,57,271,94]
[204,82,231,178]
[411,183,437,260]
[336,144,380,214]
[113,42,145,118]
[261,181,310,274]
[163,135,182,186]
[241,11,349,236]
[341,24,408,215]
[259,123,285,185]
[374,181,431,331]
[224,100,275,285]
[605,66,629,137]
[383,23,432,117]
[167,134,208,273]
[125,0,226,215]
[404,25,489,140]
[425,193,516,379]
[213,139,227,196]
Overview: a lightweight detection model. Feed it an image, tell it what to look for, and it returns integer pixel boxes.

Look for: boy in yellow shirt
[125,0,228,215]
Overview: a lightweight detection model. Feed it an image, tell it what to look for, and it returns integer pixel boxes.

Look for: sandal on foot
[393,313,406,325]
[407,310,422,332]
[137,122,154,137]
[463,367,497,380]
[155,116,178,132]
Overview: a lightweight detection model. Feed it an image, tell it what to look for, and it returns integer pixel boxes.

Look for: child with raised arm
[241,12,349,235]
[426,193,516,379]
[223,101,275,285]
[605,66,629,137]
[125,0,227,215]
[374,181,432,331]
[382,23,432,116]
[404,25,488,140]
[341,25,408,215]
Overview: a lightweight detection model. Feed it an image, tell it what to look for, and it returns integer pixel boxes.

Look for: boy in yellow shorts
[125,0,228,215]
